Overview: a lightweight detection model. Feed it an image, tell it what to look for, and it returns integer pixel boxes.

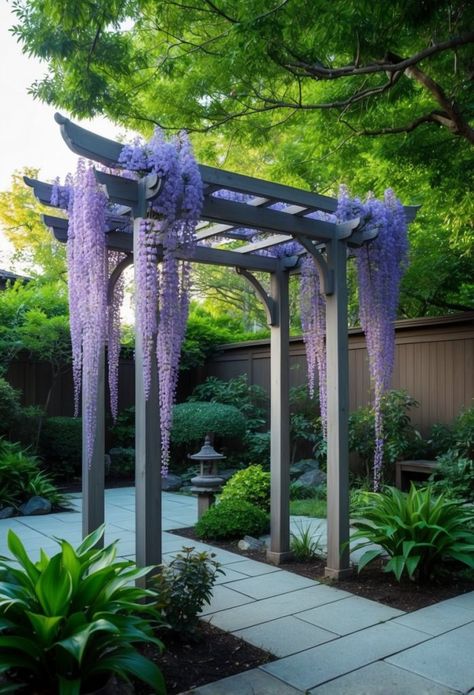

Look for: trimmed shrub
[40,416,81,476]
[220,464,270,511]
[195,499,269,540]
[171,401,247,446]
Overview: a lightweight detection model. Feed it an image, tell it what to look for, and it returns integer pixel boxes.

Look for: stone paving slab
[233,616,338,657]
[185,668,302,694]
[199,585,255,615]
[222,558,281,577]
[226,569,318,600]
[386,621,474,693]
[438,592,474,613]
[213,567,249,585]
[202,584,350,632]
[296,594,403,636]
[308,661,462,694]
[392,599,474,636]
[261,621,430,692]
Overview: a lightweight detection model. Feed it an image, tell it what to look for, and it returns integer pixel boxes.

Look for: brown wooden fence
[202,313,474,435]
[6,312,474,434]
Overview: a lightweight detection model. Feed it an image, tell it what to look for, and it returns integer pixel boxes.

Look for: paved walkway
[1,488,473,695]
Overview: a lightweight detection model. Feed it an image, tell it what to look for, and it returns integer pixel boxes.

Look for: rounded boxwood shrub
[171,401,247,446]
[220,464,271,511]
[195,499,269,540]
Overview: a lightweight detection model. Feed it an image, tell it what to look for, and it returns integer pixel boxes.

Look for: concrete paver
[226,569,317,600]
[261,621,430,691]
[386,621,474,693]
[308,661,462,694]
[233,616,338,657]
[187,668,302,694]
[297,594,404,635]
[392,599,474,636]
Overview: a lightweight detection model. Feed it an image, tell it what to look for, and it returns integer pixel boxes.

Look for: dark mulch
[136,622,273,694]
[170,526,474,613]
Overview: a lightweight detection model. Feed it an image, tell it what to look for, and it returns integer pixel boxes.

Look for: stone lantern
[189,434,225,519]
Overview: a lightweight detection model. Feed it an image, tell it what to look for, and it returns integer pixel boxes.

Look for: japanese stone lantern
[189,434,225,519]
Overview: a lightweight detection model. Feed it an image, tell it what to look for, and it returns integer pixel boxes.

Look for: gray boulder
[296,468,327,488]
[162,474,183,491]
[238,535,266,551]
[0,506,15,519]
[20,496,52,516]
[290,459,319,479]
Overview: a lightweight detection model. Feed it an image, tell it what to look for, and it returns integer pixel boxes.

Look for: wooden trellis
[26,114,418,579]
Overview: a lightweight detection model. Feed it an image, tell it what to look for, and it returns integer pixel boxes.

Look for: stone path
[1,487,473,694]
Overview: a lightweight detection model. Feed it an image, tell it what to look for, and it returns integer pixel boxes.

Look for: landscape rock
[238,535,266,551]
[19,496,52,516]
[296,468,327,488]
[290,459,319,479]
[0,506,15,519]
[162,474,183,491]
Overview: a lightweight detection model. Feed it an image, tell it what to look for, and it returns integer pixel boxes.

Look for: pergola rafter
[25,114,419,579]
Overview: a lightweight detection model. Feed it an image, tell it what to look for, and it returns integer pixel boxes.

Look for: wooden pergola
[26,114,418,578]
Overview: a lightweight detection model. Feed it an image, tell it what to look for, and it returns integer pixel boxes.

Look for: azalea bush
[0,526,165,693]
[220,465,271,512]
[351,485,474,583]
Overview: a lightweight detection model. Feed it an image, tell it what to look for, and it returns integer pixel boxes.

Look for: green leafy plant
[195,499,269,540]
[40,416,82,477]
[348,390,423,482]
[452,406,474,459]
[431,450,474,502]
[0,377,21,438]
[351,485,474,583]
[289,481,320,501]
[290,521,323,562]
[220,465,270,512]
[107,447,135,479]
[243,430,270,468]
[110,406,135,448]
[171,401,247,447]
[153,547,223,637]
[0,438,68,510]
[0,525,165,694]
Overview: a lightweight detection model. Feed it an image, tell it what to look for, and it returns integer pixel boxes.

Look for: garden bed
[170,527,474,613]
[137,622,272,694]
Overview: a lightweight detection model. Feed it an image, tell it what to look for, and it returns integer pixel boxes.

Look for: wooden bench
[395,460,438,491]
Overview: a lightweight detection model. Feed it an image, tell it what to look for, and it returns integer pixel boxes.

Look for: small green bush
[220,464,271,511]
[431,450,474,502]
[153,547,223,637]
[290,520,323,562]
[195,499,269,540]
[290,481,321,500]
[0,438,68,510]
[452,406,474,458]
[110,406,135,448]
[171,401,247,446]
[0,376,21,437]
[351,485,474,583]
[40,416,82,476]
[108,447,135,478]
[243,430,271,467]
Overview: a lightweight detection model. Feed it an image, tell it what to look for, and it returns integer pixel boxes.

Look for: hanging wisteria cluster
[52,162,108,465]
[120,130,202,475]
[335,186,408,489]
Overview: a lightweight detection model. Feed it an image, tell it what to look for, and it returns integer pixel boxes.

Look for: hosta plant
[0,526,165,694]
[351,485,474,583]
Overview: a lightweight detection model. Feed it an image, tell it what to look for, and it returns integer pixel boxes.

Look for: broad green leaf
[57,677,81,695]
[7,532,39,585]
[0,635,43,662]
[35,555,73,616]
[76,526,105,556]
[356,549,382,573]
[60,541,82,592]
[56,618,118,665]
[26,611,63,646]
[93,650,166,694]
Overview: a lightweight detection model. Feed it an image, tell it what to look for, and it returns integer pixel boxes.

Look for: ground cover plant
[350,485,474,582]
[0,526,165,694]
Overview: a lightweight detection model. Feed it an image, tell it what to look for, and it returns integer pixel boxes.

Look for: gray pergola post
[267,268,292,564]
[133,211,162,579]
[81,351,105,543]
[324,239,351,578]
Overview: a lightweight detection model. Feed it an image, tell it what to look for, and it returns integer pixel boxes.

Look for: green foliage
[348,390,423,481]
[428,423,456,457]
[108,447,135,479]
[0,525,165,694]
[110,406,135,448]
[431,451,474,503]
[289,386,324,465]
[171,401,247,447]
[40,417,82,477]
[153,547,223,637]
[351,485,474,583]
[0,377,21,437]
[289,482,320,501]
[290,521,323,562]
[0,438,67,509]
[289,497,327,519]
[243,431,271,468]
[195,499,269,540]
[220,465,271,512]
[189,375,268,432]
[452,406,474,459]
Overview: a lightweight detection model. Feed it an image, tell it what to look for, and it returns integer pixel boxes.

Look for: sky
[0,1,123,269]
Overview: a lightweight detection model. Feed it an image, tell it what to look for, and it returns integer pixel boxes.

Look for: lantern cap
[189,434,226,461]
